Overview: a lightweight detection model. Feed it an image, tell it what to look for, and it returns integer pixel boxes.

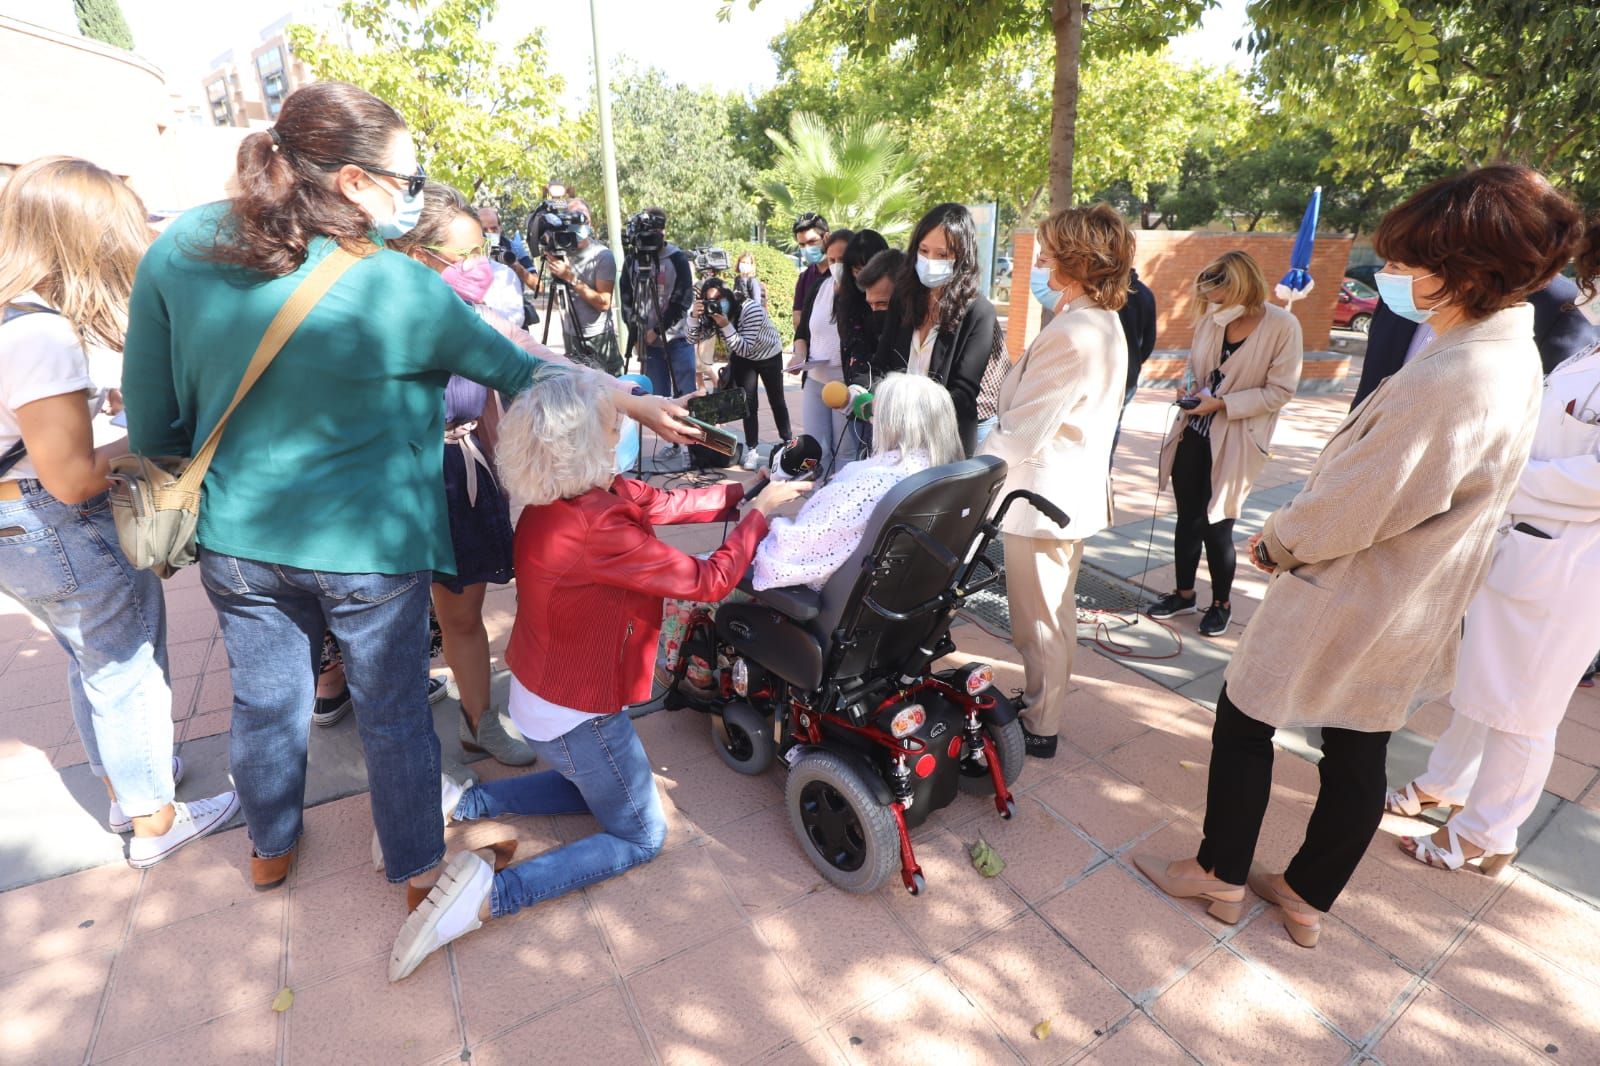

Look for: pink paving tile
[50,736,87,768]
[1331,844,1475,971]
[1357,814,1506,915]
[182,708,231,741]
[193,668,236,716]
[1431,923,1600,1063]
[288,861,411,984]
[0,698,74,750]
[95,1001,279,1065]
[1556,717,1600,767]
[8,634,66,673]
[1232,909,1413,1043]
[0,949,111,1065]
[285,953,459,1065]
[882,827,1026,958]
[94,895,284,1060]
[0,861,138,977]
[655,751,783,832]
[634,708,721,770]
[452,889,615,1039]
[132,825,258,933]
[1150,948,1350,1065]
[704,804,829,913]
[0,662,71,713]
[1038,863,1216,998]
[468,983,650,1066]
[1566,688,1600,732]
[827,967,1013,1066]
[627,926,817,1066]
[292,792,380,884]
[1544,754,1597,802]
[969,795,1100,904]
[1051,693,1152,758]
[168,673,200,720]
[944,913,1132,1063]
[759,1034,847,1065]
[165,604,218,644]
[1078,1012,1190,1065]
[1372,985,1547,1066]
[755,889,930,1022]
[587,844,745,973]
[166,636,217,681]
[1098,721,1213,813]
[1029,761,1178,853]
[1479,874,1600,989]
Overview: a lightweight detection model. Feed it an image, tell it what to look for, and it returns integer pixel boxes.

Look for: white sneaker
[389,851,493,982]
[372,770,475,872]
[126,790,240,869]
[108,755,184,834]
[741,447,763,471]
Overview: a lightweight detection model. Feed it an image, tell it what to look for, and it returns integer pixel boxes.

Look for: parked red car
[1333,276,1379,334]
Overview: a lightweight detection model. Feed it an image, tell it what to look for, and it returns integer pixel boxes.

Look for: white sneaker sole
[109,755,185,834]
[388,851,491,982]
[126,791,240,869]
[373,772,473,873]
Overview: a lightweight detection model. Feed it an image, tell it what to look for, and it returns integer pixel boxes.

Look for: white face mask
[916,255,955,288]
[1577,282,1600,326]
[829,261,844,284]
[1210,303,1245,327]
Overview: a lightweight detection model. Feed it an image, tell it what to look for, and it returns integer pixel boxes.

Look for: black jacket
[1118,271,1157,393]
[869,293,998,456]
[1351,275,1599,408]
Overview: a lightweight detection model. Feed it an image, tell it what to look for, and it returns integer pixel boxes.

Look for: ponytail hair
[1579,214,1600,301]
[202,81,408,277]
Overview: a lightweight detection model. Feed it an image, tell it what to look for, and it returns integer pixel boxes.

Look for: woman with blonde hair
[1148,250,1304,637]
[0,157,238,867]
[979,203,1131,759]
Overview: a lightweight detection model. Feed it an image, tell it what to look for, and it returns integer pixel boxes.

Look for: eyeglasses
[320,160,427,198]
[1197,268,1227,290]
[420,243,487,266]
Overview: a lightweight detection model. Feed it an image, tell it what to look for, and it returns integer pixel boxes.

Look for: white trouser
[801,374,856,474]
[1414,712,1557,854]
[1005,534,1085,737]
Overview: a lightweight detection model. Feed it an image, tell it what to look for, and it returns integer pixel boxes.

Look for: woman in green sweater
[122,81,693,901]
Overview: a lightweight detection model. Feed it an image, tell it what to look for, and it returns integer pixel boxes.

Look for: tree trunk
[1048,0,1085,212]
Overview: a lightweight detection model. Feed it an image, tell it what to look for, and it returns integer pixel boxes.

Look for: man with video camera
[540,197,619,374]
[618,207,696,401]
[687,274,791,469]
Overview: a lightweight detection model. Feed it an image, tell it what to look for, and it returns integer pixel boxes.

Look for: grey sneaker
[1146,591,1199,620]
[1199,602,1232,637]
[460,708,538,767]
[109,755,184,833]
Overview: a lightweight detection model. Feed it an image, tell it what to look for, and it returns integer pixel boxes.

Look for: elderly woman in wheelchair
[662,372,1069,895]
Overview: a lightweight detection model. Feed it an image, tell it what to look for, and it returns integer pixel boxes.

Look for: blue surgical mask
[574,224,593,242]
[1375,270,1439,324]
[1029,266,1061,311]
[916,255,955,288]
[800,245,824,266]
[372,178,423,240]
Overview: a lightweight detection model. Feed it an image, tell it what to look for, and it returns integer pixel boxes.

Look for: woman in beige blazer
[979,203,1131,760]
[1133,165,1585,949]
[1150,252,1303,637]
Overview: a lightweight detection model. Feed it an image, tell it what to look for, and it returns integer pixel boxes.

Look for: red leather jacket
[506,477,767,713]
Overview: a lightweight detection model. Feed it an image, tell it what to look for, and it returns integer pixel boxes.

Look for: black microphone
[742,434,823,501]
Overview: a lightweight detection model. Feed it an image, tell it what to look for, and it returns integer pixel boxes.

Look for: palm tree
[761,112,922,245]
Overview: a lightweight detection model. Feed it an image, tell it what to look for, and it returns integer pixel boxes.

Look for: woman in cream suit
[980,203,1131,760]
[1388,265,1600,873]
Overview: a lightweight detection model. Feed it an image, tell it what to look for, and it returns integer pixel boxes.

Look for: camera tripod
[623,252,685,396]
[537,252,620,374]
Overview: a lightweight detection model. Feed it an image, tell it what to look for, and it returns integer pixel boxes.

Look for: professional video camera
[693,248,730,277]
[696,275,741,336]
[526,196,586,260]
[622,207,667,263]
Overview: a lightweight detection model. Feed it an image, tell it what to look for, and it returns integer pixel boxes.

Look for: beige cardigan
[1158,304,1304,523]
[1225,305,1543,732]
[980,294,1127,540]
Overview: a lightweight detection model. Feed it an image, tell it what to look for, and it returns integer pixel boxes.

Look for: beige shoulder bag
[110,247,364,578]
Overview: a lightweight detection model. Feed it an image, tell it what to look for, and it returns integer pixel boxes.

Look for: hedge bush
[722,240,802,347]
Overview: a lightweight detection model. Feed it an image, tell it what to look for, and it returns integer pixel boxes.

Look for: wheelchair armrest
[737,572,821,622]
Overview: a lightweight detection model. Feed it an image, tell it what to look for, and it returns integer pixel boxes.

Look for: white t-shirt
[507,675,599,742]
[0,293,123,481]
[806,276,843,375]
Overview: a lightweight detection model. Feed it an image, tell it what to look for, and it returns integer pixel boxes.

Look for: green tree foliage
[760,113,922,244]
[722,240,800,344]
[558,66,755,249]
[74,0,134,50]
[1249,0,1600,201]
[287,0,567,201]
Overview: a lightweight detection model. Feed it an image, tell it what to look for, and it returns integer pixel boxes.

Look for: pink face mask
[440,256,494,304]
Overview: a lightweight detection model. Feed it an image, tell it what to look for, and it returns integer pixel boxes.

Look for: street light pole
[590,0,624,341]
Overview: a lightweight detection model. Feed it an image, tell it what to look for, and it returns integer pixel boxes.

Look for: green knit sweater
[123,202,540,576]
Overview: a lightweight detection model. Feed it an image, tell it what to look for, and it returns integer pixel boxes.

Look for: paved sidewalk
[3,365,1599,1064]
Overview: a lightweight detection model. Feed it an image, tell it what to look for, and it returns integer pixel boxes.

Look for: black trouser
[1172,428,1236,603]
[730,355,792,447]
[1196,685,1391,912]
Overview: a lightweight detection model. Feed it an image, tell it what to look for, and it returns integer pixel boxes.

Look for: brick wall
[1007,228,1355,357]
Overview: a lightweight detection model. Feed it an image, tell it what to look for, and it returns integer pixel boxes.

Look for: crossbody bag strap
[175,247,365,492]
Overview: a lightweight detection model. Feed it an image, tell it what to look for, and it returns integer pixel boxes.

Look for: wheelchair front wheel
[710,701,775,776]
[786,750,898,894]
[957,718,1025,796]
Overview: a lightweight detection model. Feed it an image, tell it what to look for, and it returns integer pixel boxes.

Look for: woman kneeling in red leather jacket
[389,369,811,981]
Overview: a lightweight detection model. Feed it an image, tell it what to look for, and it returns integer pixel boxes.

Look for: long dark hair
[894,203,980,333]
[204,82,408,277]
[833,228,887,326]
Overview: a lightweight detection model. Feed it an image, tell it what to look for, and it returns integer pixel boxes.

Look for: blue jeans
[0,483,174,816]
[454,710,667,917]
[198,549,443,881]
[973,415,999,449]
[643,337,697,398]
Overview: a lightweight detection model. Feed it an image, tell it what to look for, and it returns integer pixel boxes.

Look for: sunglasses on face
[321,160,427,198]
[1197,268,1227,290]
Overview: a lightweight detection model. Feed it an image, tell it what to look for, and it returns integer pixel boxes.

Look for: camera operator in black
[618,207,696,399]
[691,249,729,392]
[688,276,791,469]
[541,198,618,373]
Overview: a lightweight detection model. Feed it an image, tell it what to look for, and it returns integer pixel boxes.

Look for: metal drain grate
[958,541,1151,638]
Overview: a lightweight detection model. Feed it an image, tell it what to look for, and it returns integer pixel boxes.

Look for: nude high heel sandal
[1133,855,1246,924]
[1247,866,1322,949]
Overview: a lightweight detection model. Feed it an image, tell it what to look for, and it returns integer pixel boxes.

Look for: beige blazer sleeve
[1222,313,1303,421]
[981,323,1081,471]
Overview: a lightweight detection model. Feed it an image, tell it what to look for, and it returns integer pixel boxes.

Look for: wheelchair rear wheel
[957,718,1025,796]
[786,750,898,894]
[710,701,775,775]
